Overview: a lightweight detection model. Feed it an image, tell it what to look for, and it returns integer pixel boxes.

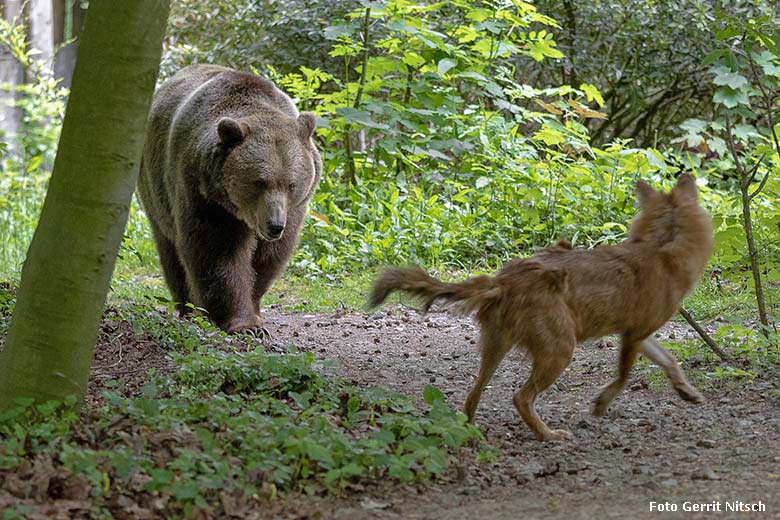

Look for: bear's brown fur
[137,65,321,333]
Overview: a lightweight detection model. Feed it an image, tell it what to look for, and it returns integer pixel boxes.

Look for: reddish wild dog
[369,175,713,441]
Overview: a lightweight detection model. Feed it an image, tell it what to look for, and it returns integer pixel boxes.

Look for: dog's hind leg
[512,339,575,442]
[639,336,704,403]
[464,327,513,423]
[593,334,641,416]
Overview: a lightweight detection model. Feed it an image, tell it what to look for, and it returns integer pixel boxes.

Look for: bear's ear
[635,180,657,208]
[297,112,317,142]
[217,117,247,147]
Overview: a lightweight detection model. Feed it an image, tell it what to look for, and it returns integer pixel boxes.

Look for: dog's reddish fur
[369,175,713,441]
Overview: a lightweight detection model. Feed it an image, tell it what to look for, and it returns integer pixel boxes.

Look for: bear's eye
[288,182,296,191]
[255,179,268,191]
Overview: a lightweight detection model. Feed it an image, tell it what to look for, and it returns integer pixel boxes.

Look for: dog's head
[629,174,713,251]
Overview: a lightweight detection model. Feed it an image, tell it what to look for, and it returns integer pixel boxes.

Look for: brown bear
[137,65,322,333]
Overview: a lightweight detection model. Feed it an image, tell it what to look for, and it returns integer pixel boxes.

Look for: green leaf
[702,49,727,67]
[475,176,491,189]
[304,441,334,466]
[527,43,563,61]
[713,87,749,108]
[484,81,504,97]
[715,27,741,41]
[457,71,488,82]
[437,58,457,76]
[533,125,566,146]
[706,136,728,156]
[579,83,604,107]
[336,107,389,130]
[323,22,357,41]
[711,66,748,89]
[26,155,43,173]
[755,51,780,77]
[423,385,445,405]
[402,52,425,68]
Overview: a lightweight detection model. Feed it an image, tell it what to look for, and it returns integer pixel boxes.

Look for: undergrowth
[0,293,480,517]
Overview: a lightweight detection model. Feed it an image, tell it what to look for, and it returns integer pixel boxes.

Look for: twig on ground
[679,307,731,361]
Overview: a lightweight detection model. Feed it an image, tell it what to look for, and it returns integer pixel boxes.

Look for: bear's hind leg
[151,224,191,316]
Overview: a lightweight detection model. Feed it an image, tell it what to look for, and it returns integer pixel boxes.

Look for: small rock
[696,439,716,449]
[458,485,480,496]
[660,478,678,487]
[427,316,449,329]
[576,418,593,429]
[361,498,390,510]
[691,467,719,481]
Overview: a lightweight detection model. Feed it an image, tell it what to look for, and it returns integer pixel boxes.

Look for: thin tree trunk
[740,183,769,334]
[724,115,771,336]
[27,0,55,74]
[0,0,24,156]
[344,7,371,185]
[0,0,170,408]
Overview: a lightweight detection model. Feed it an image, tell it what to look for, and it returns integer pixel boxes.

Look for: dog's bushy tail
[369,266,501,316]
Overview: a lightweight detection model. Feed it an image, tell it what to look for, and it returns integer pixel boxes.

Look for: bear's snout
[267,221,285,240]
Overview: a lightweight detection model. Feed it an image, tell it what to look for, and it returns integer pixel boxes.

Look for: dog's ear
[635,180,657,207]
[673,173,698,204]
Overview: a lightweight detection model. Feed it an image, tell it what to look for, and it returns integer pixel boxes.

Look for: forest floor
[79,301,780,519]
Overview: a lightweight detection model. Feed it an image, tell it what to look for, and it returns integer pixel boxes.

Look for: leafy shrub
[0,312,480,515]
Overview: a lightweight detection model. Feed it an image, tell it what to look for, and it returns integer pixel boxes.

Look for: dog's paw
[541,429,572,442]
[675,385,704,404]
[591,401,609,417]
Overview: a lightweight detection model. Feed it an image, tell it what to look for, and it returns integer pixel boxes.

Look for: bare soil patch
[79,305,780,519]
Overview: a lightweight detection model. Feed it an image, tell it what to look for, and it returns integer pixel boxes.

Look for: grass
[109,262,378,314]
[110,252,467,314]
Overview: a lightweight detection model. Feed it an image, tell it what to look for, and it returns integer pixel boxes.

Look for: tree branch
[678,308,731,361]
[749,168,770,201]
[723,115,747,179]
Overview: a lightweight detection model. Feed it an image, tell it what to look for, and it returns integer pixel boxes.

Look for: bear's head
[216,112,320,241]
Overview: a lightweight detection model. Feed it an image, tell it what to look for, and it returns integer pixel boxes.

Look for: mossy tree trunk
[0,0,170,408]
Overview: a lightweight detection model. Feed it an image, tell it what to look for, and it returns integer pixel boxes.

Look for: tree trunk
[740,183,770,335]
[27,0,55,74]
[0,0,170,408]
[0,0,24,155]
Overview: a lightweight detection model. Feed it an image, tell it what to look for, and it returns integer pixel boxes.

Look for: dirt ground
[86,304,780,519]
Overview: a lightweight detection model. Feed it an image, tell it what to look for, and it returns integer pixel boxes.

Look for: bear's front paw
[226,315,266,336]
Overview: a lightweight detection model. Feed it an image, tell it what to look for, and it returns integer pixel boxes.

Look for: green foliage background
[0,0,779,333]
